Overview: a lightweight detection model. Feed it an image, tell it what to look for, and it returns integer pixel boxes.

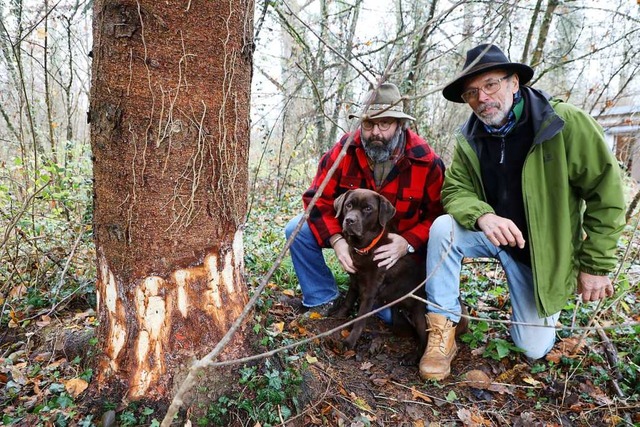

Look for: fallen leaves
[64,378,88,398]
[461,369,510,394]
[410,387,433,403]
[457,407,491,426]
[545,336,586,363]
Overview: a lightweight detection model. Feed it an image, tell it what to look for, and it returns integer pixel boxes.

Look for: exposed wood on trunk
[90,0,253,401]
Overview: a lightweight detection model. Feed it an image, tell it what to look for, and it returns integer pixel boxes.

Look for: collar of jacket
[459,86,566,148]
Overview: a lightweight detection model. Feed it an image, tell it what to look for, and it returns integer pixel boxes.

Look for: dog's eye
[345,202,352,209]
[363,206,372,213]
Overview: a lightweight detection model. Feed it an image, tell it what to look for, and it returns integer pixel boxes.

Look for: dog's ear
[334,191,351,218]
[377,194,396,227]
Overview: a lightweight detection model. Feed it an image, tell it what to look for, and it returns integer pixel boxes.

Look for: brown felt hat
[442,44,534,103]
[349,83,416,121]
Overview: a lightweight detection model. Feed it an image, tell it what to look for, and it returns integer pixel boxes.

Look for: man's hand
[373,233,409,270]
[333,239,356,273]
[577,271,614,302]
[476,213,526,248]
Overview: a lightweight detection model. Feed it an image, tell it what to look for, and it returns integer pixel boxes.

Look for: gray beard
[362,128,404,163]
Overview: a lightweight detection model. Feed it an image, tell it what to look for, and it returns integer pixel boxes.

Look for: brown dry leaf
[579,380,614,406]
[73,309,96,320]
[47,359,66,369]
[9,285,27,299]
[36,315,51,328]
[65,378,88,397]
[413,421,425,427]
[340,329,350,339]
[33,352,52,362]
[545,336,585,363]
[343,349,356,359]
[457,407,490,427]
[305,354,318,364]
[410,387,433,403]
[281,288,295,297]
[371,378,388,387]
[487,382,511,395]
[308,312,323,320]
[9,366,26,385]
[463,369,492,389]
[360,361,373,371]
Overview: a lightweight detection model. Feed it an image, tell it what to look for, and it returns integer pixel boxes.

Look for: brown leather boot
[419,313,458,380]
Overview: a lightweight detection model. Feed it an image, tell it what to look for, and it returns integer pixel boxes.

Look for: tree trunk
[90,0,253,401]
[530,0,559,68]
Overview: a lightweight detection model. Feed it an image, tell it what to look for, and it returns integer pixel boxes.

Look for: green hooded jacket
[443,86,626,316]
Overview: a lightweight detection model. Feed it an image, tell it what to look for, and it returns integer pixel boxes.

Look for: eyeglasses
[361,118,396,131]
[460,74,513,103]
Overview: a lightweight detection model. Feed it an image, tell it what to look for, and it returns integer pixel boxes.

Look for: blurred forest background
[1,0,639,425]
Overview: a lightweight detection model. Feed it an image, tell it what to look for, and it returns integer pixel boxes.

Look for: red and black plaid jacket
[303,128,445,251]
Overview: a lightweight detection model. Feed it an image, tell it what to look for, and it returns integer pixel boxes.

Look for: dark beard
[362,129,403,163]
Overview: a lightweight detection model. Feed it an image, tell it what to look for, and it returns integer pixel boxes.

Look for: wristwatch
[407,244,415,254]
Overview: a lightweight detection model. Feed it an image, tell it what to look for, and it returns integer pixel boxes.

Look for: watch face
[407,244,415,253]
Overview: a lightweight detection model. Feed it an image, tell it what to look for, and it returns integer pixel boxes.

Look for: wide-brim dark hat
[442,44,534,103]
[348,82,416,121]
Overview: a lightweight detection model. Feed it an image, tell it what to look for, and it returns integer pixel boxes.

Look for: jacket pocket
[393,188,423,218]
[337,175,365,192]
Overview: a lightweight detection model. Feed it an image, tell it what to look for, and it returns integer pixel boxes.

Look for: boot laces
[426,319,453,353]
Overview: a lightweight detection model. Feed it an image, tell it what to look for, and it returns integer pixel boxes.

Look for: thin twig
[594,319,625,398]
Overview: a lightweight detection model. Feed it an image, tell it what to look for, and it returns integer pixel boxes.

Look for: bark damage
[96,231,247,399]
[90,0,254,401]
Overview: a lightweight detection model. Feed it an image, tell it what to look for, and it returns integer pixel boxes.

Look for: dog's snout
[345,217,355,226]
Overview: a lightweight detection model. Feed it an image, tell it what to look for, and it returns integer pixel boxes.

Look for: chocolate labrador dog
[331,189,429,363]
[331,189,468,364]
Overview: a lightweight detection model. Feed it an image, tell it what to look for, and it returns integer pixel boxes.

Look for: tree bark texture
[90,0,254,400]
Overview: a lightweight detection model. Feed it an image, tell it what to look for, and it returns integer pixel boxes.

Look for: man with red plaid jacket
[283,82,445,319]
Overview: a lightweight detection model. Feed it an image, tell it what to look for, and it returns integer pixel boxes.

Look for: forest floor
[2,187,640,426]
[1,260,639,427]
[261,287,640,427]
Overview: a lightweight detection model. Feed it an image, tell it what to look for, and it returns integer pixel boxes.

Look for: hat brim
[442,62,534,103]
[348,110,416,121]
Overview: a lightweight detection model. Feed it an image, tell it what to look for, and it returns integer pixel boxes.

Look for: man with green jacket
[419,44,626,381]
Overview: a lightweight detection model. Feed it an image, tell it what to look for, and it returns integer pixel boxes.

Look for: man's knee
[285,215,303,239]
[512,328,555,360]
[430,214,456,241]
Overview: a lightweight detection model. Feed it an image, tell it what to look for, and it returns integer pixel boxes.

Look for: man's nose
[477,89,492,103]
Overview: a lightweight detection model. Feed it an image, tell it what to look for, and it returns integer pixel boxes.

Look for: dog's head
[333,189,396,245]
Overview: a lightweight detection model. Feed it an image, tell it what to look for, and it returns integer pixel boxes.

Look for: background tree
[90,0,253,400]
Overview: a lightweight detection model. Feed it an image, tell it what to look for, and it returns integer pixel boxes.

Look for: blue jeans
[285,214,393,323]
[426,215,560,360]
